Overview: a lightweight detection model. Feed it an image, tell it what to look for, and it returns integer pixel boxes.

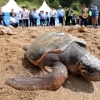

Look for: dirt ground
[0,26,100,100]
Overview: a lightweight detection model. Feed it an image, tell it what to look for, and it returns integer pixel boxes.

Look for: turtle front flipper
[76,51,100,81]
[6,62,68,90]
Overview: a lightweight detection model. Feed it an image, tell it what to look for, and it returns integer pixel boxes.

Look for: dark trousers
[40,19,45,26]
[19,20,22,26]
[72,20,76,25]
[50,17,55,26]
[23,19,28,27]
[68,16,72,25]
[58,17,64,25]
[32,18,37,26]
[88,16,92,25]
[10,22,18,27]
[81,18,88,26]
[0,19,6,26]
[98,17,100,25]
[65,17,69,25]
[30,19,33,26]
[46,18,49,26]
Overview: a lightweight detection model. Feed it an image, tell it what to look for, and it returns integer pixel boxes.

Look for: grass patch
[0,0,9,7]
[73,10,80,15]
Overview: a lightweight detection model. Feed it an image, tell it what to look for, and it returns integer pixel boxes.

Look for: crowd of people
[0,4,100,28]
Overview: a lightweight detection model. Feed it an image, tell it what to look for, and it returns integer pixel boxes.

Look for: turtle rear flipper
[6,62,68,91]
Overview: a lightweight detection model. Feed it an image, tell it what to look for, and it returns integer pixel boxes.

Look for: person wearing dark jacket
[10,9,16,17]
[29,9,33,26]
[65,7,69,25]
[0,8,6,26]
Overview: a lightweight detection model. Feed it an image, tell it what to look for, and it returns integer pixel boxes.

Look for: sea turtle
[67,25,91,33]
[6,32,100,91]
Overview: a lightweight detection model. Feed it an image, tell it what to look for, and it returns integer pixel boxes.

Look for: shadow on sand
[22,54,40,75]
[62,73,94,93]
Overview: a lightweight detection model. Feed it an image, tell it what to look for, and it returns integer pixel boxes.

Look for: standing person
[50,7,57,26]
[0,8,6,26]
[10,13,18,27]
[88,5,93,25]
[22,6,29,27]
[29,9,33,26]
[32,8,38,26]
[57,5,64,26]
[81,4,89,26]
[39,11,45,26]
[72,14,77,25]
[98,10,100,25]
[17,11,22,26]
[91,4,99,28]
[67,7,73,25]
[45,12,49,26]
[65,7,69,25]
[10,9,16,17]
[39,11,42,26]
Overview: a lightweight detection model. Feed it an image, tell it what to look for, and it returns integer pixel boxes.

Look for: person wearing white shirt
[17,11,22,26]
[10,13,18,27]
[50,7,57,26]
[22,6,29,27]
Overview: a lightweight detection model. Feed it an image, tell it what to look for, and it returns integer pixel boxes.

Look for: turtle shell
[26,32,86,66]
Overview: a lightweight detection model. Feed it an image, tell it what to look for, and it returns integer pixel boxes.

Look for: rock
[0,25,14,35]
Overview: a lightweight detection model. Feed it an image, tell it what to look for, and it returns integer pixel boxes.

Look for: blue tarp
[3,12,59,26]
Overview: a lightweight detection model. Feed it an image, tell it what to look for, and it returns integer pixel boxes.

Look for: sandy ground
[0,26,100,100]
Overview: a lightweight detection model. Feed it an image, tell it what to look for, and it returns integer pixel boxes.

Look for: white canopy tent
[36,0,51,13]
[2,0,22,12]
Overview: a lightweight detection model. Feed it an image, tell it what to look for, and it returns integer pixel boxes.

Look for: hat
[90,4,94,7]
[22,6,26,8]
[82,4,86,7]
[33,8,36,10]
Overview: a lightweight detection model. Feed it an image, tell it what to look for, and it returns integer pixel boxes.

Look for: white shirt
[22,10,29,19]
[17,13,22,20]
[10,17,17,23]
[50,9,57,17]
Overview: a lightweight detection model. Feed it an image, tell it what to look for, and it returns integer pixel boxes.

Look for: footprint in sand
[97,45,100,50]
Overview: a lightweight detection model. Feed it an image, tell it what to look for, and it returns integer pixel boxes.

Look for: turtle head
[76,52,100,81]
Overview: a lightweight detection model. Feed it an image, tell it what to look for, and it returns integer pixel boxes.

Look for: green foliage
[71,0,81,12]
[50,0,60,8]
[1,0,93,11]
[26,4,29,9]
[0,0,9,7]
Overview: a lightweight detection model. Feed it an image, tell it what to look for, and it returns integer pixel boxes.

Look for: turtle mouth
[81,68,96,76]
